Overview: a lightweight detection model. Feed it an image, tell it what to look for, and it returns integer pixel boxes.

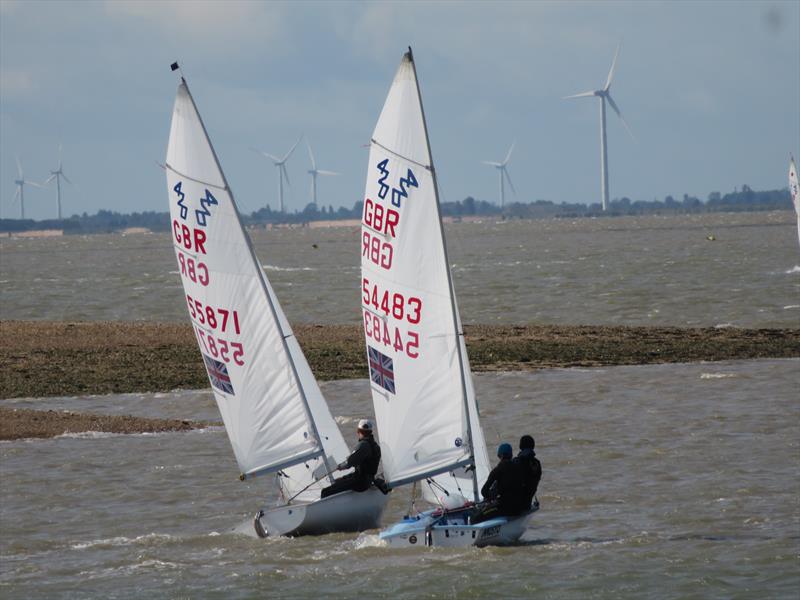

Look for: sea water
[1,361,798,598]
[1,212,798,328]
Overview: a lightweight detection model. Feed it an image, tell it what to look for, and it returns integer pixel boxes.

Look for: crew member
[471,442,527,524]
[514,434,542,510]
[320,419,383,498]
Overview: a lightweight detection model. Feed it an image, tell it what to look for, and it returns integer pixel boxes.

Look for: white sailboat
[789,155,799,248]
[360,49,536,548]
[165,69,388,537]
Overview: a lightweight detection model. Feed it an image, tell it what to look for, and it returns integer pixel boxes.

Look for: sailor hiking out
[321,419,387,498]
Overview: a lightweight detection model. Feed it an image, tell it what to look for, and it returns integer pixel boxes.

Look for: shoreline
[3,320,798,440]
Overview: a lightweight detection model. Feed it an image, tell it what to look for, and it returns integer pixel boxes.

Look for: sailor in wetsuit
[515,434,542,510]
[471,442,528,524]
[320,419,382,498]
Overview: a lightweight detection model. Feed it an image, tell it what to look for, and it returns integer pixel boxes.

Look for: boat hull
[380,504,537,548]
[255,487,389,537]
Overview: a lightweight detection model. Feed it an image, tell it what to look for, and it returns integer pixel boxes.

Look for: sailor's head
[357,419,374,438]
[519,435,535,450]
[497,442,513,459]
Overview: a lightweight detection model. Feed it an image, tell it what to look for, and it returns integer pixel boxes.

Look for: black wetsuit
[514,448,542,510]
[472,457,528,523]
[320,435,381,498]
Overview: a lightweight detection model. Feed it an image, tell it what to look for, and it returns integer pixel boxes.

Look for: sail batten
[165,163,228,191]
[370,139,432,170]
[166,80,349,490]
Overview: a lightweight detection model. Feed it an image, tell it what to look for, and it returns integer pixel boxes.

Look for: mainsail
[360,50,490,504]
[165,79,348,499]
[790,156,799,247]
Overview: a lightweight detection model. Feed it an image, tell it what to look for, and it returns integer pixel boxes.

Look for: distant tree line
[0,186,792,234]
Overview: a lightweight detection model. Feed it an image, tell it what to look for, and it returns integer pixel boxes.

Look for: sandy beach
[2,320,798,440]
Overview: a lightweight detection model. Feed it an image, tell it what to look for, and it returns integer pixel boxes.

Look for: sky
[1,0,798,220]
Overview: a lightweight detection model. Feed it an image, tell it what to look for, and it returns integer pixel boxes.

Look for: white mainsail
[790,156,799,247]
[165,79,348,498]
[361,50,490,503]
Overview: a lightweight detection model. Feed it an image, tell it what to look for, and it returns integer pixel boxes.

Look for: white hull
[254,488,389,537]
[380,503,538,548]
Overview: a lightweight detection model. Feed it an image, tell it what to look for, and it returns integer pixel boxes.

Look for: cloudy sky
[1,0,798,220]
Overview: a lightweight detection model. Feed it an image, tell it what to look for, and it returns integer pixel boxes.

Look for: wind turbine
[12,157,44,219]
[483,142,516,208]
[44,144,72,220]
[253,135,303,212]
[306,140,338,207]
[563,44,634,211]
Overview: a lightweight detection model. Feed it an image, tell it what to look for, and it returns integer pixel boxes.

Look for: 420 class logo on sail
[173,182,219,226]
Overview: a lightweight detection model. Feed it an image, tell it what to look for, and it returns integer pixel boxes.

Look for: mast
[176,74,328,481]
[406,48,480,502]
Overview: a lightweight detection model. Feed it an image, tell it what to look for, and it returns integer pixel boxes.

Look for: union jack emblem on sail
[202,353,235,396]
[368,346,395,394]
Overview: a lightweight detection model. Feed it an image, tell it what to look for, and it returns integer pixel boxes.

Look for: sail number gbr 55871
[171,181,247,370]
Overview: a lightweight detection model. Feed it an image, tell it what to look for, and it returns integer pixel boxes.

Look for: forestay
[165,80,348,495]
[789,156,799,247]
[360,50,490,499]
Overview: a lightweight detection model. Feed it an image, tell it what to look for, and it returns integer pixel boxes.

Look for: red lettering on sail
[363,198,400,239]
[362,230,393,270]
[363,309,420,359]
[172,219,208,255]
[361,277,422,324]
[176,249,209,286]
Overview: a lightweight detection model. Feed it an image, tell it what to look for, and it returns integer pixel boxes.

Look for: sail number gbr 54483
[361,278,422,359]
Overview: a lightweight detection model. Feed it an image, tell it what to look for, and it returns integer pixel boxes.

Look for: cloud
[103,0,282,43]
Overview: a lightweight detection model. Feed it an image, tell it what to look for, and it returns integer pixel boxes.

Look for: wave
[786,265,800,274]
[71,532,178,550]
[263,265,316,272]
[700,372,738,380]
[335,415,359,426]
[77,558,182,580]
[783,304,800,310]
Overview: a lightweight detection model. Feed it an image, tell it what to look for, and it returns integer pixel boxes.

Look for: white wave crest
[71,532,177,550]
[783,304,800,310]
[700,373,737,380]
[350,532,386,549]
[786,265,800,274]
[263,265,315,272]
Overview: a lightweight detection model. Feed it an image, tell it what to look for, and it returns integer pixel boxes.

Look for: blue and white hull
[380,504,538,548]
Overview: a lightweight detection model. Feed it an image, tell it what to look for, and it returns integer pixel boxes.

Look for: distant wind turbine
[13,157,44,219]
[483,142,516,208]
[44,144,72,220]
[306,140,338,207]
[253,135,303,213]
[563,43,634,211]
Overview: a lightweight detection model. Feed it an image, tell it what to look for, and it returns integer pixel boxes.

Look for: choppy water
[2,360,798,598]
[1,212,799,327]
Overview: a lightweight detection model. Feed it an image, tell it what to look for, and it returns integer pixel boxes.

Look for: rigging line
[426,477,450,496]
[450,470,465,499]
[370,139,431,171]
[285,470,333,504]
[425,479,447,512]
[165,163,229,192]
